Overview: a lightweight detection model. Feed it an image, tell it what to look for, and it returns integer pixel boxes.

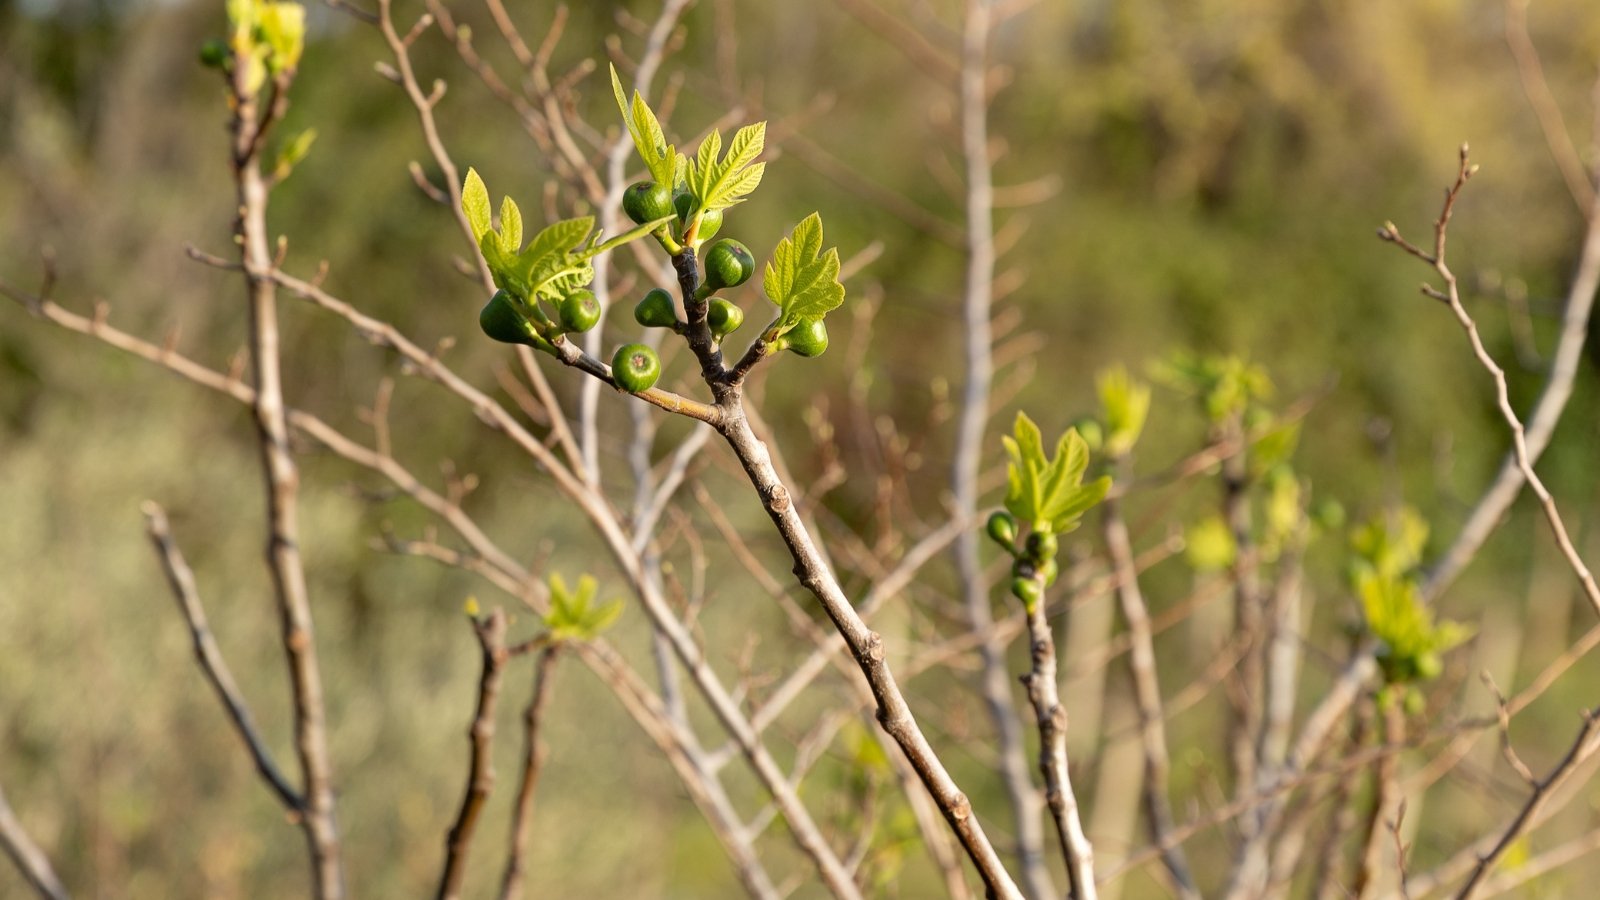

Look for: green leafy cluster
[218,0,305,95]
[1095,364,1151,458]
[1348,509,1470,690]
[1002,412,1111,536]
[606,65,846,358]
[761,213,846,345]
[609,64,765,248]
[543,574,624,643]
[1154,350,1273,424]
[464,168,597,305]
[988,413,1111,613]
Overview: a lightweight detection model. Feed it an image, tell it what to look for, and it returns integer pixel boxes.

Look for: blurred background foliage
[3,0,1600,896]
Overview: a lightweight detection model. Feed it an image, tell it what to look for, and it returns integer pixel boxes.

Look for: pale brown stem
[1019,592,1097,900]
[950,0,1054,893]
[229,59,343,899]
[142,503,300,811]
[1353,703,1404,899]
[1102,482,1197,898]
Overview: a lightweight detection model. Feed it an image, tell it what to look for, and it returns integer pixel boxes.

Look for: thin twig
[1101,475,1197,898]
[438,609,510,900]
[499,646,562,900]
[0,782,68,900]
[141,503,301,811]
[1381,146,1600,619]
[1420,159,1600,600]
[1445,707,1600,898]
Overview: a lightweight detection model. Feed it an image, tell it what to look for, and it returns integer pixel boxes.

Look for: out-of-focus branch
[1353,704,1404,899]
[0,783,68,900]
[1502,0,1596,214]
[947,0,1054,895]
[498,646,561,900]
[142,503,301,812]
[1414,707,1600,898]
[1101,473,1197,898]
[438,609,510,900]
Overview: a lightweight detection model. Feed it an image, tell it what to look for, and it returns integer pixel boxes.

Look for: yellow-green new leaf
[1001,412,1110,534]
[462,168,492,245]
[1097,364,1151,457]
[763,213,845,333]
[259,2,306,73]
[498,195,523,255]
[610,64,680,188]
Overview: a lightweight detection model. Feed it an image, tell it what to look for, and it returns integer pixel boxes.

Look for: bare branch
[141,502,301,812]
[438,609,510,900]
[0,783,68,900]
[1382,148,1600,618]
[498,646,562,900]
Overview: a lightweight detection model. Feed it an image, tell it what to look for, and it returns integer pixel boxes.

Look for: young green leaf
[498,195,523,255]
[609,64,681,188]
[1001,412,1111,534]
[1096,364,1151,457]
[259,2,305,73]
[545,573,625,642]
[763,213,845,335]
[687,122,766,213]
[271,127,317,182]
[462,168,492,245]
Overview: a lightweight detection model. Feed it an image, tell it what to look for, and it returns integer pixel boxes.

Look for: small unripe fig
[633,288,679,329]
[1038,558,1059,588]
[1025,531,1058,563]
[704,239,755,290]
[555,289,600,334]
[611,343,661,393]
[199,39,229,69]
[782,318,829,358]
[622,181,674,226]
[707,297,744,338]
[479,290,541,346]
[674,192,723,242]
[1011,577,1042,611]
[986,511,1018,551]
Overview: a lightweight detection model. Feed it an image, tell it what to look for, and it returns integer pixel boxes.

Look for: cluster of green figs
[985,511,1061,612]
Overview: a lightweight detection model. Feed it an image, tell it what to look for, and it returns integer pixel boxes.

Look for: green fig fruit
[199,39,229,70]
[623,181,674,226]
[986,512,1018,551]
[707,298,744,338]
[480,290,543,346]
[555,289,600,334]
[612,343,661,393]
[674,191,722,243]
[1038,558,1059,588]
[1011,577,1042,611]
[633,288,679,329]
[781,318,829,358]
[703,239,755,290]
[1025,531,1058,563]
